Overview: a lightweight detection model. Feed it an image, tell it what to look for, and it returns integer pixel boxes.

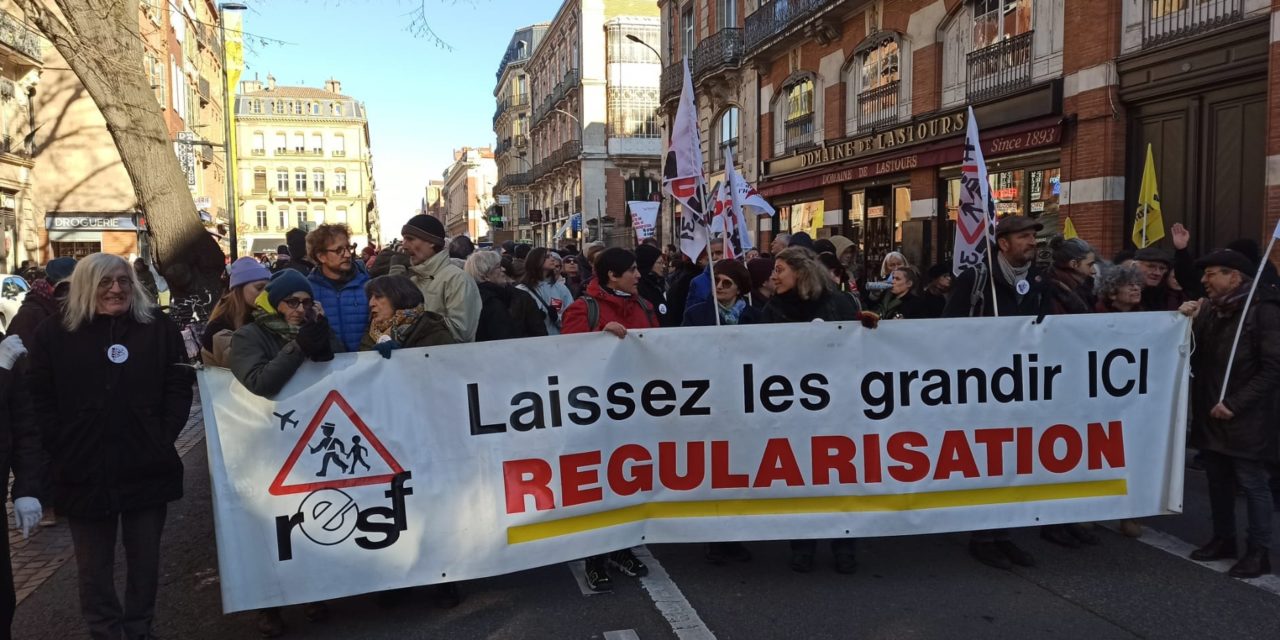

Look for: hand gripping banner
[199,313,1191,611]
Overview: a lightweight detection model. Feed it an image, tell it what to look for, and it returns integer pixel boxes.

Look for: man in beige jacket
[389,214,481,342]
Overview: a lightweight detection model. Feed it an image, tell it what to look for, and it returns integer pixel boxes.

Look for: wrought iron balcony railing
[0,11,43,63]
[966,31,1033,104]
[693,28,744,80]
[784,113,814,151]
[744,0,826,54]
[1143,0,1242,48]
[856,80,900,130]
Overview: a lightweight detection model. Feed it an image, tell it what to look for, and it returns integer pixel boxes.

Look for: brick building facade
[661,0,1280,278]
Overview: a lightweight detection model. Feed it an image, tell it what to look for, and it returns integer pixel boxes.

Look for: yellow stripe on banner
[506,479,1128,544]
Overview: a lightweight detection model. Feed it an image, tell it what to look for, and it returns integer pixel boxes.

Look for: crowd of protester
[0,211,1276,638]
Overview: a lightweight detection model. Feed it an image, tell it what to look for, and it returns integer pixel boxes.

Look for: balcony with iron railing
[857,80,900,130]
[660,62,683,104]
[0,134,30,157]
[495,172,532,193]
[745,0,828,55]
[784,113,815,152]
[966,31,1033,104]
[1142,0,1243,47]
[693,28,744,80]
[0,11,44,63]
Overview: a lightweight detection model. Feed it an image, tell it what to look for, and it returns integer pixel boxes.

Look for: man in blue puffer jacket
[306,223,371,352]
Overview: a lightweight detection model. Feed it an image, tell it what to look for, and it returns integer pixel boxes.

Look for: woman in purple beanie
[200,257,272,366]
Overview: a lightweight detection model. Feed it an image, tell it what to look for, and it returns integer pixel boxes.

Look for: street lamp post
[218,3,247,259]
[551,107,592,243]
[625,34,668,246]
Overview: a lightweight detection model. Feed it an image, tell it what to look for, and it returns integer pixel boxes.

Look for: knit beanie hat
[266,268,313,308]
[228,257,272,289]
[747,257,775,291]
[635,244,661,275]
[45,257,77,285]
[403,214,446,245]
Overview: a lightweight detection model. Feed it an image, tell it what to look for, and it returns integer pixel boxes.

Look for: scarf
[997,253,1031,298]
[251,291,299,342]
[1210,282,1252,316]
[717,299,747,325]
[368,305,425,344]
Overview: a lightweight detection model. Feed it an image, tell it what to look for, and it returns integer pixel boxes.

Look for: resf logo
[275,471,413,561]
[270,390,415,561]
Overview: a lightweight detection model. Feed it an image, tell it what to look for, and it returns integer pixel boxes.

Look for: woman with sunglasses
[229,269,343,400]
[681,259,760,327]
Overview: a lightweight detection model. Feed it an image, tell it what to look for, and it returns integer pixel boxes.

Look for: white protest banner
[199,312,1190,612]
[628,201,659,242]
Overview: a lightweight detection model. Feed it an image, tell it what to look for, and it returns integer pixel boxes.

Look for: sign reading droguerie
[760,123,1062,198]
[45,214,139,231]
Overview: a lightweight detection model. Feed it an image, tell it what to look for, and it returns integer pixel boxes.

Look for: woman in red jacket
[561,247,658,337]
[560,247,656,591]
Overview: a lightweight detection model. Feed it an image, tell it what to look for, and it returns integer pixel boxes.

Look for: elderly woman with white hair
[465,250,547,342]
[28,253,193,640]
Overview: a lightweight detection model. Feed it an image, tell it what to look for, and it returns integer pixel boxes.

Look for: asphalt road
[13,445,1280,640]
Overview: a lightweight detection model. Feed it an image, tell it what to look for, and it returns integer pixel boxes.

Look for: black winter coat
[944,260,1052,318]
[29,313,194,518]
[474,282,548,342]
[760,288,861,324]
[1189,288,1280,461]
[7,290,59,346]
[637,272,671,326]
[0,362,43,505]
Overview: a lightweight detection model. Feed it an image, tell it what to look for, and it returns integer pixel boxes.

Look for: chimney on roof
[325,78,342,94]
[266,74,276,91]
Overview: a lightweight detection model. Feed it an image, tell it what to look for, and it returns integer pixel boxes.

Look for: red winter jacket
[561,279,658,334]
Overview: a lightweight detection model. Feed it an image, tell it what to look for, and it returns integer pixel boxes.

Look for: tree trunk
[19,0,225,300]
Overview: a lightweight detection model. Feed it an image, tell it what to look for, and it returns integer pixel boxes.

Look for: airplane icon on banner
[273,410,299,431]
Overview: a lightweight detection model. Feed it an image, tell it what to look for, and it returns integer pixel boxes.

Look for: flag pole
[1141,201,1148,248]
[1218,233,1278,402]
[702,181,721,327]
[986,234,1000,317]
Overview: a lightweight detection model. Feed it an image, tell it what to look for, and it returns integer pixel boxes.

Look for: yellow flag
[1063,216,1078,240]
[1132,144,1164,248]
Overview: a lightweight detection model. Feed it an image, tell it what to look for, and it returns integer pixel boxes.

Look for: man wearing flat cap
[944,215,1050,571]
[1182,248,1280,578]
[1133,246,1189,311]
[389,214,481,342]
[944,215,1052,319]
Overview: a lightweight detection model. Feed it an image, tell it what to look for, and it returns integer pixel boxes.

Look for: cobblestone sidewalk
[6,391,207,604]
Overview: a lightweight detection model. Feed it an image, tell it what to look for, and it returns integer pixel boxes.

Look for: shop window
[782,78,815,152]
[52,241,101,259]
[852,36,901,131]
[713,107,740,169]
[942,165,1061,265]
[778,200,824,238]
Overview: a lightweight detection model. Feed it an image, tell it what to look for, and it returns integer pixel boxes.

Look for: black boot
[1227,546,1272,579]
[1190,537,1237,561]
[584,556,613,592]
[1040,525,1079,548]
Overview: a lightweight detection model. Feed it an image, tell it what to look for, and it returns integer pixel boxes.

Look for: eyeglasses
[97,277,133,290]
[280,297,315,310]
[323,244,356,256]
[714,278,737,289]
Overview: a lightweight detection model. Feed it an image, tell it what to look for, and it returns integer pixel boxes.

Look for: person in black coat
[1184,249,1280,579]
[635,244,672,325]
[28,253,193,640]
[760,247,863,574]
[465,251,547,342]
[682,259,760,327]
[943,216,1044,571]
[0,331,44,636]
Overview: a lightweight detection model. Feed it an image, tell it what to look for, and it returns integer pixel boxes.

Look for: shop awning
[250,238,285,254]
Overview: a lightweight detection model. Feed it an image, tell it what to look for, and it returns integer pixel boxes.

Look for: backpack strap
[637,297,658,328]
[584,295,600,332]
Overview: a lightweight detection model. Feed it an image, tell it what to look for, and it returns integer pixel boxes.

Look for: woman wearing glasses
[681,259,760,327]
[27,253,194,640]
[228,269,343,400]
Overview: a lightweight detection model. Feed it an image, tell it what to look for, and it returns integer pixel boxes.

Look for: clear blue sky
[242,0,559,239]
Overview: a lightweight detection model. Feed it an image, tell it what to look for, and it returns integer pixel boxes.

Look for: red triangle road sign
[268,390,405,496]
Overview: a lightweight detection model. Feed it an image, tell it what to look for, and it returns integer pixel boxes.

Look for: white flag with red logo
[952,106,996,276]
[662,56,710,261]
[721,145,760,259]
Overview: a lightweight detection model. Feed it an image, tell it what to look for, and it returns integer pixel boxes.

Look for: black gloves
[389,251,412,270]
[296,316,334,362]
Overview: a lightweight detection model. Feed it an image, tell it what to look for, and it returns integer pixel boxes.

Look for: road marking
[567,559,609,597]
[603,630,640,640]
[633,546,716,640]
[1106,524,1280,596]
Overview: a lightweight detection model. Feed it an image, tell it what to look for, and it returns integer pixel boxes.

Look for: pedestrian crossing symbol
[268,390,405,496]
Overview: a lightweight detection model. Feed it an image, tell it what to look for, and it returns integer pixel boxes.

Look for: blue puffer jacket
[307,262,371,352]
